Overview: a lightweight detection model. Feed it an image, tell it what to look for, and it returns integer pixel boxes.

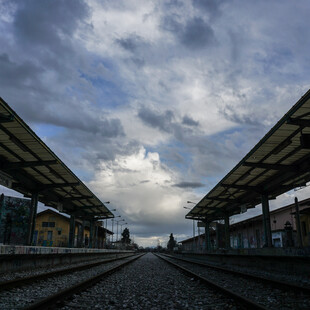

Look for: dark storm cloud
[162,0,185,10]
[115,34,148,67]
[49,131,140,175]
[180,17,216,49]
[138,107,175,133]
[0,53,43,87]
[219,100,278,128]
[13,0,89,54]
[192,0,224,19]
[0,0,127,140]
[50,113,125,137]
[162,15,216,49]
[0,0,93,113]
[116,35,144,53]
[221,108,262,127]
[173,181,205,188]
[182,115,199,127]
[140,180,150,184]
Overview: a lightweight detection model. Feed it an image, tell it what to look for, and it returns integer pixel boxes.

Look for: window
[58,230,61,235]
[47,231,53,241]
[42,222,55,228]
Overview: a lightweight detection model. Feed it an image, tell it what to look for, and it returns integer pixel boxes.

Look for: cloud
[173,181,205,189]
[182,115,199,127]
[179,17,216,49]
[138,106,175,133]
[162,14,216,49]
[13,0,90,55]
[192,0,224,19]
[0,53,43,88]
[88,147,197,245]
[115,34,146,53]
[1,0,310,247]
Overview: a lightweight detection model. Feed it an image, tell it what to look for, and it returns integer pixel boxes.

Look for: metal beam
[1,160,58,170]
[93,216,114,220]
[221,183,261,193]
[287,117,310,127]
[210,197,241,203]
[38,182,80,192]
[61,196,93,201]
[0,114,14,123]
[243,162,296,171]
[80,205,103,210]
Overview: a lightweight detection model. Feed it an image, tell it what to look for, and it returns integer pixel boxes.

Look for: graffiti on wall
[0,194,31,245]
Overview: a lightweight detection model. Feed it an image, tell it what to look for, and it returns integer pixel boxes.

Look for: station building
[185,90,310,256]
[0,96,115,251]
[181,197,310,252]
[33,209,113,248]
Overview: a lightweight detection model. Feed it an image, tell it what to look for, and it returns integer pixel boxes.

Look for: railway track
[60,252,244,309]
[0,253,135,291]
[163,254,310,293]
[156,253,310,309]
[0,253,143,309]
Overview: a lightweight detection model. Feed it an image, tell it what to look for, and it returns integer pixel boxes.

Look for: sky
[1,0,310,247]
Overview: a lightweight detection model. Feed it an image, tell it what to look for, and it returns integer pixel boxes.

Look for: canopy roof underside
[0,97,113,220]
[186,89,310,222]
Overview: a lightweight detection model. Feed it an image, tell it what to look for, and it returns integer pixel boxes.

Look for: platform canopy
[186,89,310,222]
[0,97,114,220]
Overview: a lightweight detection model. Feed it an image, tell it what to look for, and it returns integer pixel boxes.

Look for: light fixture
[187,201,197,204]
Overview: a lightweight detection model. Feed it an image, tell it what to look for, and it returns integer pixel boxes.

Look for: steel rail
[163,254,310,294]
[155,253,268,310]
[0,253,135,291]
[24,253,145,310]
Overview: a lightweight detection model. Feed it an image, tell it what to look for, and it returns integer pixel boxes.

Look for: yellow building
[34,209,75,247]
[34,209,111,248]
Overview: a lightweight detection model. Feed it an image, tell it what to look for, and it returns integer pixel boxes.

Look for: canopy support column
[81,220,86,247]
[89,220,94,248]
[295,197,303,247]
[204,220,211,252]
[27,192,38,246]
[69,215,75,248]
[95,223,98,248]
[262,194,272,247]
[224,212,230,249]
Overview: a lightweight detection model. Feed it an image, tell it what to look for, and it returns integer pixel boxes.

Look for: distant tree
[156,245,163,252]
[121,228,131,244]
[167,233,177,251]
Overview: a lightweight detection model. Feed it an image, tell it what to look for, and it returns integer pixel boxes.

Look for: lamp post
[184,206,195,252]
[111,216,120,243]
[188,201,201,252]
[105,208,116,230]
[116,219,125,242]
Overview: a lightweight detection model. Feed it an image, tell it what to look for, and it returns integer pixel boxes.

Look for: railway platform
[0,244,134,272]
[173,248,310,276]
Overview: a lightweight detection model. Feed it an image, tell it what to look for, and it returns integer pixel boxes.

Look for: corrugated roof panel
[186,90,310,221]
[0,97,114,220]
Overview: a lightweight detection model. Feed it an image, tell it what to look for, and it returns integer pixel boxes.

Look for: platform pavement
[0,244,127,255]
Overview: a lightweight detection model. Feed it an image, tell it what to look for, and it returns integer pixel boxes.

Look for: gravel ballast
[63,252,240,310]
